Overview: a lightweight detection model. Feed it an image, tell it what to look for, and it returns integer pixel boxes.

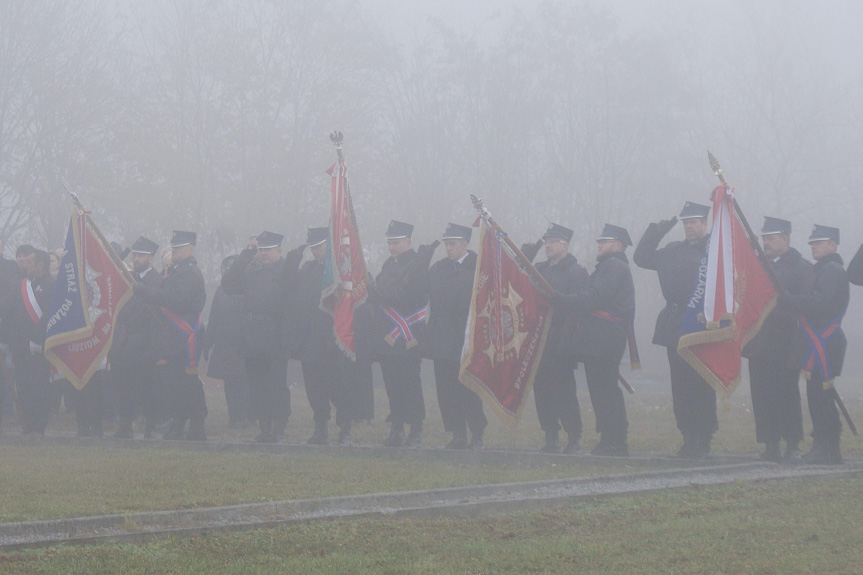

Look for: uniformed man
[741,218,813,462]
[0,238,21,432]
[135,231,207,441]
[288,227,354,446]
[780,225,849,465]
[634,202,716,457]
[222,230,303,443]
[365,220,433,447]
[424,223,487,450]
[531,223,589,453]
[553,225,635,456]
[110,236,164,439]
[6,246,54,434]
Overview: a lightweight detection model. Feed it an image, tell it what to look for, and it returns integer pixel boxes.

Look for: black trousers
[667,347,717,436]
[223,375,250,424]
[74,370,104,431]
[301,360,353,428]
[379,356,424,426]
[112,363,161,422]
[344,359,374,421]
[433,359,486,438]
[533,358,582,438]
[157,357,207,421]
[245,356,289,422]
[583,357,628,441]
[13,352,52,433]
[806,371,842,442]
[748,357,803,445]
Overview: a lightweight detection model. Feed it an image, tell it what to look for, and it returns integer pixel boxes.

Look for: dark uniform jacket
[204,286,246,380]
[109,267,163,368]
[742,248,814,365]
[359,247,433,358]
[221,248,303,359]
[535,254,589,364]
[135,257,207,360]
[286,258,337,364]
[558,252,635,363]
[633,226,709,348]
[0,258,22,347]
[423,251,477,362]
[783,252,849,377]
[5,272,54,359]
[847,244,863,286]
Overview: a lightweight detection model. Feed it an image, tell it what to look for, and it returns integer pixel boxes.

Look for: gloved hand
[29,341,43,356]
[417,240,440,258]
[521,239,544,263]
[656,217,678,235]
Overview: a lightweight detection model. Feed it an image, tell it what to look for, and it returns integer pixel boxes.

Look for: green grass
[3,475,862,574]
[0,445,656,523]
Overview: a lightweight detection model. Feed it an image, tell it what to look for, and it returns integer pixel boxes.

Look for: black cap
[761,217,791,236]
[307,227,329,247]
[598,224,632,247]
[442,223,472,241]
[386,220,413,239]
[808,224,839,244]
[256,231,284,249]
[679,202,710,220]
[542,223,574,243]
[170,231,196,247]
[130,236,159,256]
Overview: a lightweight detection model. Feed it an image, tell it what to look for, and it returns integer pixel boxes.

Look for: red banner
[320,159,368,359]
[44,211,133,389]
[459,218,552,426]
[677,185,777,399]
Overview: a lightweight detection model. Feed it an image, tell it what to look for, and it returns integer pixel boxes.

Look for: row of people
[0,204,858,463]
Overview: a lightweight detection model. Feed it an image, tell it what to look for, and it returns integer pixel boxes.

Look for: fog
[3,0,863,375]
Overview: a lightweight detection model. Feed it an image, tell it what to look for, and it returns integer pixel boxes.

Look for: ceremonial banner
[677,185,776,399]
[44,211,133,389]
[460,218,553,426]
[320,158,369,359]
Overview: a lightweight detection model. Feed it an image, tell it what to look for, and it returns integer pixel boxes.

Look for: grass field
[3,475,862,574]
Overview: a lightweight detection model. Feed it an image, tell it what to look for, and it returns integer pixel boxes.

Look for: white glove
[29,341,43,356]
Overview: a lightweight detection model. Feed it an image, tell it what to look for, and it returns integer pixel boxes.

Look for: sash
[161,307,203,374]
[590,310,641,369]
[800,314,843,390]
[380,305,428,349]
[21,279,43,326]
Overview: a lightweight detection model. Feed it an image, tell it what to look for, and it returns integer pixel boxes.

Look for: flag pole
[469,194,555,299]
[707,152,781,292]
[61,179,137,287]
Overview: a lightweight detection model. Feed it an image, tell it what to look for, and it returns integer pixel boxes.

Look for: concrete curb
[0,433,758,469]
[2,461,861,551]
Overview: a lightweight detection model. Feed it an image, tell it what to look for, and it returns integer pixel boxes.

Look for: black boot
[337,420,352,446]
[114,418,134,439]
[760,440,781,463]
[272,418,287,444]
[445,431,468,450]
[186,418,206,441]
[675,432,697,458]
[563,434,581,454]
[384,422,406,447]
[783,441,802,463]
[694,433,713,458]
[468,429,484,451]
[591,434,629,457]
[307,420,329,445]
[163,418,187,440]
[254,418,274,443]
[804,436,842,465]
[541,430,561,453]
[405,422,423,448]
